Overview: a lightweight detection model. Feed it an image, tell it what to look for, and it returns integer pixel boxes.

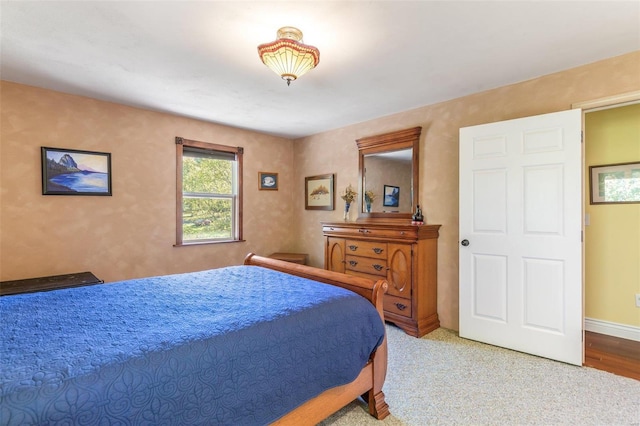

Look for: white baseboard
[584,318,640,342]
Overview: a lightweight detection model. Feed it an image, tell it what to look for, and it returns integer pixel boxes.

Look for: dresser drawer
[345,240,387,259]
[345,255,387,277]
[322,225,362,237]
[356,228,418,241]
[347,270,387,284]
[322,225,418,241]
[384,294,412,318]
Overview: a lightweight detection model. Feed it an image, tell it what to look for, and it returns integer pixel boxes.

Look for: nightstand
[267,252,308,265]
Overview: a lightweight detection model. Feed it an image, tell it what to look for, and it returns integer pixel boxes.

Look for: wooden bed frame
[244,253,390,424]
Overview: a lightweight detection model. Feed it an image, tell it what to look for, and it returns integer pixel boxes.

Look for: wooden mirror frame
[356,127,421,220]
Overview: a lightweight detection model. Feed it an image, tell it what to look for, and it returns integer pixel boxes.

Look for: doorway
[577,93,640,378]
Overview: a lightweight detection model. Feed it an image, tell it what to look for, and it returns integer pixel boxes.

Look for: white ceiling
[2,1,639,139]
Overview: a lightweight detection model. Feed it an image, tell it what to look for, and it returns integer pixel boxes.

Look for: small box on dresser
[322,220,440,337]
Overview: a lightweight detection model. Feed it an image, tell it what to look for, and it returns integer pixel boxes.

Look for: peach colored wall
[293,51,640,331]
[1,81,295,282]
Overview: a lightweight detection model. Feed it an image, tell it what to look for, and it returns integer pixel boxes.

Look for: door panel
[522,257,564,332]
[473,254,508,322]
[523,165,564,234]
[473,169,507,234]
[460,109,583,365]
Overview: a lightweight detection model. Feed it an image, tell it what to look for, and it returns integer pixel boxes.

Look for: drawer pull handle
[358,229,370,234]
[349,260,358,267]
[373,264,384,271]
[373,248,384,254]
[395,303,407,311]
[348,245,358,251]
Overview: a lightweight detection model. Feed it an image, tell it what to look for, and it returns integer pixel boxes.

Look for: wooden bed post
[363,278,390,419]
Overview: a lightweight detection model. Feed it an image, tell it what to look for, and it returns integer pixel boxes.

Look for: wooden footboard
[243,253,390,423]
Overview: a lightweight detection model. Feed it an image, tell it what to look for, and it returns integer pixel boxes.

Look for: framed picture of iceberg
[41,147,112,195]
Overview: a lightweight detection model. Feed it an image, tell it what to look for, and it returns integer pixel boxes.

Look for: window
[175,137,243,245]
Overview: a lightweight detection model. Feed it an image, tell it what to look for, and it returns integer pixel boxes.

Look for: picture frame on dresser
[305,173,335,210]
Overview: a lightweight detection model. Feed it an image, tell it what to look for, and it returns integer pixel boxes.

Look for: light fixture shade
[258,27,320,85]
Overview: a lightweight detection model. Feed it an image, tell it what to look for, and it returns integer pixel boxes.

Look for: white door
[459,109,583,365]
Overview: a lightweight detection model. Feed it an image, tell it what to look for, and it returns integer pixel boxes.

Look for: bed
[0,253,389,425]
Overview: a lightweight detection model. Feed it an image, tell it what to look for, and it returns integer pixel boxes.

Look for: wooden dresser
[322,220,440,337]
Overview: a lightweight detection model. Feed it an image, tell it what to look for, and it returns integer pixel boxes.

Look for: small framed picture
[589,161,640,204]
[305,173,334,210]
[259,172,278,190]
[383,185,400,207]
[41,147,112,195]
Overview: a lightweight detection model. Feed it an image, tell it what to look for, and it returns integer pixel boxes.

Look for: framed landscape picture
[305,173,334,210]
[41,147,112,195]
[589,161,640,204]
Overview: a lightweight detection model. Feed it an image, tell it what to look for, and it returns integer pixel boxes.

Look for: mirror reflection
[363,148,413,213]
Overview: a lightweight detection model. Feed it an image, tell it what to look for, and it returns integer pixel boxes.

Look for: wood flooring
[584,331,640,381]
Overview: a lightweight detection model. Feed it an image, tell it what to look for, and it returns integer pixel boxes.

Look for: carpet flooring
[321,325,640,425]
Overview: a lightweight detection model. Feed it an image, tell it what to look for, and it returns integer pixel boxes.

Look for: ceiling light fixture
[257,27,320,86]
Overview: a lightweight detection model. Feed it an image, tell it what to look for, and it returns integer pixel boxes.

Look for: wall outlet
[636,294,640,308]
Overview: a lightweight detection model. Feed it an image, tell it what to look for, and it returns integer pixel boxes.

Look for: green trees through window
[183,155,233,240]
[176,138,243,244]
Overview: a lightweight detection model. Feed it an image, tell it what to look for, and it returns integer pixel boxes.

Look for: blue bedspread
[0,265,385,425]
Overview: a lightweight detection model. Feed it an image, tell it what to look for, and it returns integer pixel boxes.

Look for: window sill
[174,239,246,247]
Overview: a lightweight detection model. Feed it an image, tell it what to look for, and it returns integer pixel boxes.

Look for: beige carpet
[320,325,640,425]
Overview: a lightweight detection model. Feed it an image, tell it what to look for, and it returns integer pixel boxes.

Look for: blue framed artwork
[259,171,278,190]
[42,147,112,195]
[383,185,399,207]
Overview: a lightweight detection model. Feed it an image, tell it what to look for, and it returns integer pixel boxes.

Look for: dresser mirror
[356,127,421,220]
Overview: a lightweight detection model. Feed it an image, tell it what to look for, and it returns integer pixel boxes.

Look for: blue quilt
[0,265,385,425]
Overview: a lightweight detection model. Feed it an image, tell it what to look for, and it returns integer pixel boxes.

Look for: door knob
[461,239,470,247]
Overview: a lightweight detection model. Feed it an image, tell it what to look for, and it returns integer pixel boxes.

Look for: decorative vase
[366,202,372,213]
[343,203,351,221]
